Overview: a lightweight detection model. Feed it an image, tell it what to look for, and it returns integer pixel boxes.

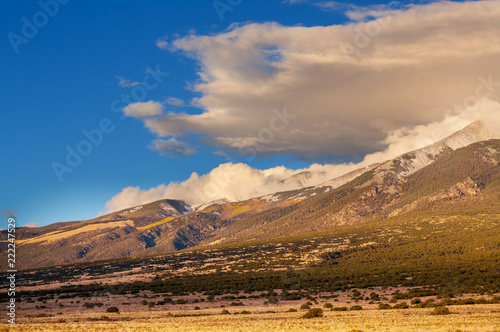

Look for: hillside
[196,139,500,245]
[1,123,499,270]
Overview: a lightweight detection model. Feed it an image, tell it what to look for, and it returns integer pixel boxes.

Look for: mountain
[279,170,326,187]
[210,137,499,244]
[315,163,379,190]
[2,122,499,270]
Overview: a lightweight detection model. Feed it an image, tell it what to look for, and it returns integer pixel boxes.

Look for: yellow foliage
[138,217,174,231]
[232,205,251,215]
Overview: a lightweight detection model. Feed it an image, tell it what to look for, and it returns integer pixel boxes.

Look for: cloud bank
[105,99,500,213]
[141,0,500,160]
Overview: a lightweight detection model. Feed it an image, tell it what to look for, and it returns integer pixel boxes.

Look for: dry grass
[4,305,500,331]
[17,220,135,245]
[138,217,174,231]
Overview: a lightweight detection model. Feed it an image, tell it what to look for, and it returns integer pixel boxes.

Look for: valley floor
[3,304,500,331]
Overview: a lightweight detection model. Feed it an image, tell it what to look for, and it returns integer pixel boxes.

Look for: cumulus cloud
[23,222,39,228]
[104,99,500,213]
[149,138,198,157]
[123,101,164,118]
[116,75,141,88]
[148,0,500,160]
[105,163,298,213]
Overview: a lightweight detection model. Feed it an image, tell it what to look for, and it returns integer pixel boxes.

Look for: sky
[2,0,500,227]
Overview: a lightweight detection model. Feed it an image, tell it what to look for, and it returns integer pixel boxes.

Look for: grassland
[3,304,500,331]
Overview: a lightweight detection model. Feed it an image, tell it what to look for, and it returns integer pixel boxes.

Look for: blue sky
[1,0,494,227]
[0,0,350,226]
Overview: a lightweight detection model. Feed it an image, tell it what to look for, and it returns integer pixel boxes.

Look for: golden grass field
[3,304,500,331]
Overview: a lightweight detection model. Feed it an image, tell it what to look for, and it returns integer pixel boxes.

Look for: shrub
[331,306,348,311]
[431,306,451,315]
[323,303,333,308]
[369,293,381,301]
[230,302,244,306]
[300,304,311,310]
[267,297,278,304]
[106,306,119,313]
[176,299,186,305]
[349,305,363,311]
[378,303,391,310]
[302,308,323,319]
[240,310,251,314]
[411,298,422,305]
[287,308,297,312]
[284,293,302,301]
[392,302,409,309]
[221,309,230,315]
[194,306,200,310]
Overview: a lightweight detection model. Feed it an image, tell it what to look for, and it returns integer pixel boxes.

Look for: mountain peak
[429,120,498,152]
[368,120,499,183]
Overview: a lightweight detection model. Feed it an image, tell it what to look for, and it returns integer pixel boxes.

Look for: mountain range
[2,121,499,270]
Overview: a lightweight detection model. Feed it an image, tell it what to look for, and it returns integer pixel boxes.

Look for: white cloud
[166,96,185,106]
[149,138,198,157]
[288,0,418,21]
[156,37,169,50]
[145,0,500,160]
[104,163,298,213]
[116,75,141,88]
[23,222,39,228]
[123,101,164,118]
[104,99,500,213]
[282,0,311,4]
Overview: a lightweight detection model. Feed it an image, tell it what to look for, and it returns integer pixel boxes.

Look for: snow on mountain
[373,121,499,180]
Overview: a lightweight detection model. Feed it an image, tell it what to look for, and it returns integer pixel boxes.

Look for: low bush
[331,306,348,311]
[230,302,244,306]
[431,306,451,315]
[302,308,323,319]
